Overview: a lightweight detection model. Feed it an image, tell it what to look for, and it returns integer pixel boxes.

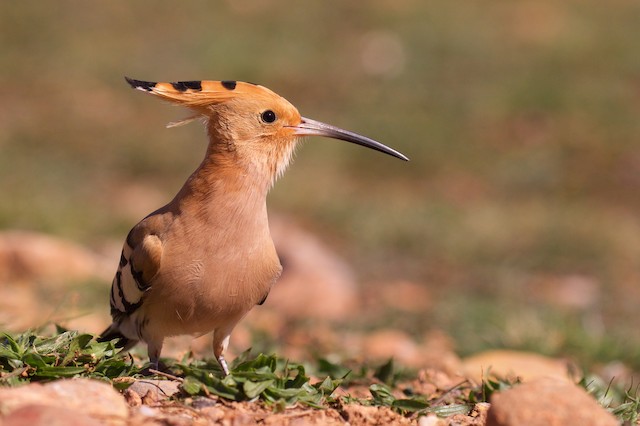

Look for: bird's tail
[97,323,139,351]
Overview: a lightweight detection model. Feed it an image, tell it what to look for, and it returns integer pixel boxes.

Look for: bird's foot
[217,355,230,376]
[140,360,169,376]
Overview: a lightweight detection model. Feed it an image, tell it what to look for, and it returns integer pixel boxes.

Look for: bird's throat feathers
[203,116,297,189]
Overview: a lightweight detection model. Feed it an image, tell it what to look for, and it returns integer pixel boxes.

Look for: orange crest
[125,77,283,108]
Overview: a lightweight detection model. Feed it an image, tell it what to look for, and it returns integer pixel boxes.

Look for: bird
[98,77,408,375]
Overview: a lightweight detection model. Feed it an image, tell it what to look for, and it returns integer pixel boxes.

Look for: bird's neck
[172,146,274,225]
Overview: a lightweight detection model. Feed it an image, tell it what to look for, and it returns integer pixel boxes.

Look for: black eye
[261,110,277,123]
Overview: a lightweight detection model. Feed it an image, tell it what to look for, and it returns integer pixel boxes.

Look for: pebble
[462,350,572,383]
[487,377,618,426]
[0,378,128,425]
[3,404,101,426]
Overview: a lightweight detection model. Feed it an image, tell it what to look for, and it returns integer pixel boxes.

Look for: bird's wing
[109,220,164,321]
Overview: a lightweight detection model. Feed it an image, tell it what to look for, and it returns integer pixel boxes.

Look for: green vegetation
[2,0,640,380]
[0,328,506,418]
[0,328,135,386]
[583,374,640,424]
[2,328,639,422]
[176,353,342,409]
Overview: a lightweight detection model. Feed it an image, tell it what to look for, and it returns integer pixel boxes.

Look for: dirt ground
[123,383,488,426]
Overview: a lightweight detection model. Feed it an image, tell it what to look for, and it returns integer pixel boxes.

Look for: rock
[199,406,226,423]
[0,285,42,330]
[487,377,618,426]
[3,404,100,426]
[419,330,463,374]
[127,379,181,403]
[268,217,358,320]
[462,350,572,383]
[0,378,128,425]
[473,403,491,424]
[527,274,600,310]
[418,414,446,425]
[376,280,432,313]
[0,231,112,285]
[412,368,468,398]
[0,231,115,331]
[123,389,143,407]
[362,328,421,366]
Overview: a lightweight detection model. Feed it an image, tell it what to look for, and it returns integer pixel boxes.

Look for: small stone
[134,405,159,418]
[0,231,112,284]
[378,280,432,313]
[199,406,225,422]
[3,404,101,426]
[487,377,618,426]
[419,330,463,374]
[190,397,217,409]
[462,350,572,383]
[123,389,142,407]
[418,414,445,426]
[268,217,358,320]
[0,378,128,424]
[128,379,181,403]
[473,402,491,420]
[362,328,420,366]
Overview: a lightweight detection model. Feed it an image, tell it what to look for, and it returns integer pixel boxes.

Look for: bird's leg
[213,332,232,376]
[218,354,230,376]
[144,337,165,374]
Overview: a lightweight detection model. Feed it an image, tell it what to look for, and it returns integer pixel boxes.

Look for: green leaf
[84,341,114,362]
[0,345,20,361]
[181,376,204,395]
[36,366,87,378]
[298,391,325,408]
[232,366,277,382]
[204,377,241,400]
[231,348,255,367]
[428,403,473,417]
[35,331,77,354]
[7,359,24,370]
[266,386,307,399]
[243,379,274,399]
[234,353,276,373]
[315,376,341,395]
[374,358,395,385]
[60,334,93,366]
[284,365,308,389]
[1,375,25,386]
[392,398,429,412]
[370,383,396,406]
[316,358,351,380]
[22,353,48,369]
[1,333,23,356]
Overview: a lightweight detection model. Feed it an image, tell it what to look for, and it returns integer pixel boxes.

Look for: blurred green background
[2,1,640,369]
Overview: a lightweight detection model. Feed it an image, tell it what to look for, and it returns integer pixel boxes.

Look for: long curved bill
[292,117,409,161]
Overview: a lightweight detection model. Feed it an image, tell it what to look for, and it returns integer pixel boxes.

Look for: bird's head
[125,77,408,181]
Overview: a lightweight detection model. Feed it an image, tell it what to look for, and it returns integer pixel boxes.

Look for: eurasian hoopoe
[98,77,408,375]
